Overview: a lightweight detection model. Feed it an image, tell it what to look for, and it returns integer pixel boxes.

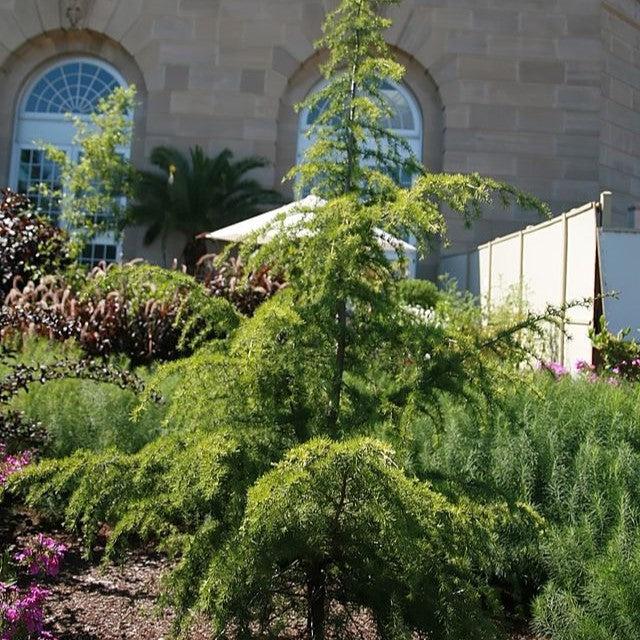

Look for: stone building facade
[0,0,639,272]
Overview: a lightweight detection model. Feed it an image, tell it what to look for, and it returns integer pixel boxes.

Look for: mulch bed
[45,549,212,640]
[2,507,540,640]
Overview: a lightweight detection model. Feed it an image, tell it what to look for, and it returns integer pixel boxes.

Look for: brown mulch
[1,507,211,640]
[45,548,213,640]
[2,507,540,640]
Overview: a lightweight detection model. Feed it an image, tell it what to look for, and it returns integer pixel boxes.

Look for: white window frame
[10,57,130,266]
[296,78,424,183]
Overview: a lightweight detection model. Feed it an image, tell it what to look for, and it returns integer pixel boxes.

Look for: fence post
[518,230,525,314]
[487,240,493,315]
[600,191,613,228]
[560,213,569,366]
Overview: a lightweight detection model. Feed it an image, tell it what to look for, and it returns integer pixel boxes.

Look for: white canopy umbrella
[199,195,418,276]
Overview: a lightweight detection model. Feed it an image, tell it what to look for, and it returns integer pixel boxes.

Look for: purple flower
[0,582,52,640]
[14,535,67,578]
[539,361,569,380]
[3,607,19,624]
[576,360,595,373]
[0,445,32,487]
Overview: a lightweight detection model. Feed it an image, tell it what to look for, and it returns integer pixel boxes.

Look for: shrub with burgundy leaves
[0,188,72,302]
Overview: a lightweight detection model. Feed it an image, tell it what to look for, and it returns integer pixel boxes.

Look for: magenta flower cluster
[14,536,67,578]
[1,442,63,640]
[0,445,31,487]
[0,583,53,640]
[538,359,640,385]
[538,361,569,380]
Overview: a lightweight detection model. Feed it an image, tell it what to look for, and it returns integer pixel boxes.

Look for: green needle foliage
[234,177,549,438]
[288,0,420,197]
[199,438,519,640]
[270,0,550,434]
[415,375,640,639]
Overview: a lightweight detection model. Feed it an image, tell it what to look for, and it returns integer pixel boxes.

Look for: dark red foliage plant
[0,188,72,302]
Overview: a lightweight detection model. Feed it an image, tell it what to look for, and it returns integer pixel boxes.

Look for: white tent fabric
[200,195,418,276]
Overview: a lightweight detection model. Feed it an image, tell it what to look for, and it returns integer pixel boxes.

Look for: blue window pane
[24,60,123,115]
[32,79,48,95]
[48,67,62,82]
[98,69,113,85]
[65,62,80,75]
[51,77,67,92]
[25,95,38,111]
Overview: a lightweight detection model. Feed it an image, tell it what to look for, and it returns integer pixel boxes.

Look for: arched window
[297,79,423,187]
[10,58,129,266]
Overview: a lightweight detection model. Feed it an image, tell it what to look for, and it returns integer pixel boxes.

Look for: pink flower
[3,607,19,623]
[576,360,595,373]
[0,582,52,640]
[539,361,569,379]
[0,445,32,487]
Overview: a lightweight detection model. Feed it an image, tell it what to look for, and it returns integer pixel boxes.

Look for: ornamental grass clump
[1,263,240,364]
[0,340,163,457]
[195,254,286,316]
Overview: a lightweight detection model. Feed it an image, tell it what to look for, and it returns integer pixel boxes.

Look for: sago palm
[128,146,283,270]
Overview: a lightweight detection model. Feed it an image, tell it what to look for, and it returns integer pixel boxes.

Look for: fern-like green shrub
[1,337,164,456]
[414,374,640,639]
[10,427,544,639]
[196,438,541,640]
[12,427,271,557]
[140,290,335,442]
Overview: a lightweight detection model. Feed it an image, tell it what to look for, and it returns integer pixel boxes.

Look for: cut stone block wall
[0,0,637,268]
[601,0,640,225]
